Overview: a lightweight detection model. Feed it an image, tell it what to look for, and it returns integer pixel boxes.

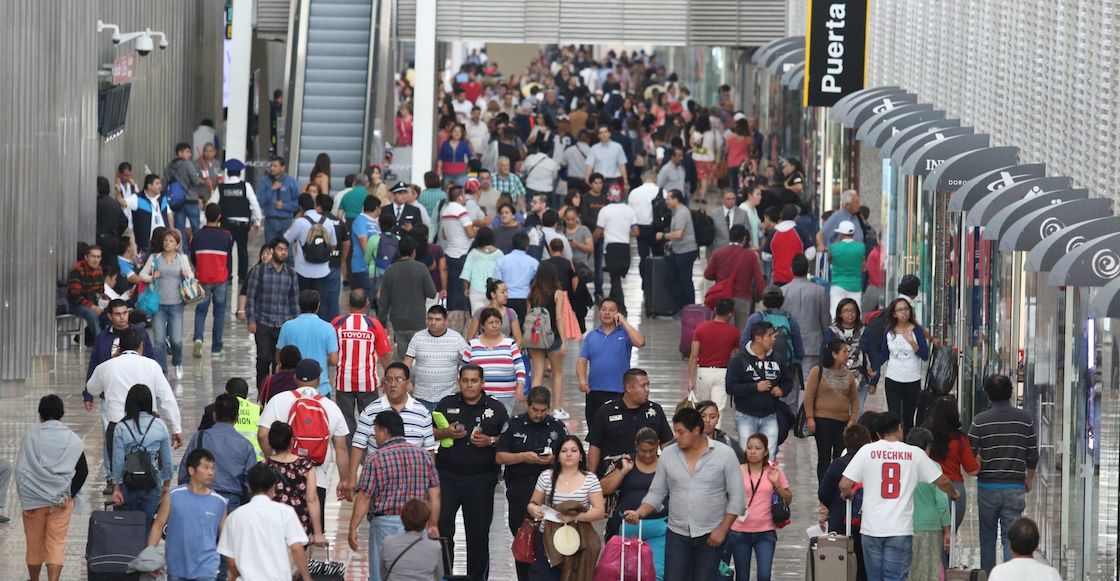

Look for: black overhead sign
[803,0,869,107]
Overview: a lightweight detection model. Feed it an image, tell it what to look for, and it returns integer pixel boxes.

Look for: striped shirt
[460,337,526,399]
[331,313,393,393]
[534,471,602,509]
[439,201,474,259]
[351,395,436,451]
[968,400,1039,484]
[406,329,469,403]
[355,436,440,518]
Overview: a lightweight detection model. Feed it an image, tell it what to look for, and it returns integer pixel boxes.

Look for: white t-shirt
[258,386,350,485]
[988,558,1063,581]
[523,153,560,192]
[596,203,638,244]
[885,330,923,382]
[217,495,309,580]
[439,201,474,259]
[841,439,943,537]
[627,183,659,226]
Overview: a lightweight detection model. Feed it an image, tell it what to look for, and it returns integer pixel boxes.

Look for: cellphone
[539,448,553,455]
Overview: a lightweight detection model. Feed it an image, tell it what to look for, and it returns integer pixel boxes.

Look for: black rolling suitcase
[643,256,677,317]
[87,507,146,581]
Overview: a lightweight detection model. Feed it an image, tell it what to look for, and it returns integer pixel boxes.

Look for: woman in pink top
[725,119,752,196]
[728,433,792,581]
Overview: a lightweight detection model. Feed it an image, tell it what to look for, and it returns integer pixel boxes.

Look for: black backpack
[651,188,672,232]
[121,418,159,492]
[300,215,333,264]
[692,209,716,247]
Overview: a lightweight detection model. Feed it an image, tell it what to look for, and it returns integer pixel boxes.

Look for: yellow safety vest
[235,396,263,460]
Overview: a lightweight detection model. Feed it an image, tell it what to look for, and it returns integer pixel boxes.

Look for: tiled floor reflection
[0,240,987,580]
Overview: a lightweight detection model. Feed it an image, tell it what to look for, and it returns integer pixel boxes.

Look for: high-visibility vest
[235,396,263,460]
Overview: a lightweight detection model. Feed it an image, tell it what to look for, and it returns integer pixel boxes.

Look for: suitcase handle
[949,498,957,568]
[845,498,852,537]
[618,519,644,581]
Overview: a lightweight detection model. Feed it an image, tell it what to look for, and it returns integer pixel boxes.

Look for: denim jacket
[112,412,174,485]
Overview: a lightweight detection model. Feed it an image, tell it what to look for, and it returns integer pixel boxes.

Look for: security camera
[135,33,154,56]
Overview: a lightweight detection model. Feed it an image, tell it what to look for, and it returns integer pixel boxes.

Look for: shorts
[23,500,73,566]
[547,335,563,353]
[695,161,715,181]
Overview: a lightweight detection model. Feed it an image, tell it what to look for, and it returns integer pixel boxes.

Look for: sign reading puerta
[802,0,870,107]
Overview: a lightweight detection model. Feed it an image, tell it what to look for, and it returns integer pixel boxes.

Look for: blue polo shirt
[493,250,539,300]
[277,314,339,394]
[579,325,634,393]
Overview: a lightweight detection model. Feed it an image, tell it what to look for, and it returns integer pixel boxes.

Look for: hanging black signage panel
[950,164,1046,212]
[1001,198,1115,252]
[803,0,870,107]
[1049,232,1120,287]
[844,93,917,129]
[985,189,1089,242]
[830,86,900,119]
[880,120,961,159]
[1088,276,1120,317]
[925,147,1018,194]
[855,104,934,141]
[868,109,947,149]
[1026,216,1120,272]
[902,134,990,177]
[890,127,974,168]
[967,177,1073,228]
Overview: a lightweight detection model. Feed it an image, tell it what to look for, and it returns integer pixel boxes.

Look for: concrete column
[411,0,437,185]
[225,0,252,162]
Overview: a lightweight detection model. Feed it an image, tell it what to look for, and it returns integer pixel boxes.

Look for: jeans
[736,412,778,458]
[153,303,185,370]
[884,378,921,433]
[593,237,605,296]
[368,515,405,581]
[393,328,420,362]
[977,485,1026,572]
[728,530,776,581]
[68,303,102,338]
[667,250,699,311]
[950,481,967,530]
[335,391,378,442]
[438,469,499,581]
[664,529,724,581]
[297,274,335,322]
[349,270,372,299]
[813,417,847,482]
[446,255,467,311]
[321,268,341,322]
[120,484,163,536]
[193,282,228,352]
[861,535,913,581]
[253,324,281,389]
[174,203,202,249]
[263,216,293,246]
[221,220,251,281]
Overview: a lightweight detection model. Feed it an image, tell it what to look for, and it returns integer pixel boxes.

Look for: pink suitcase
[679,304,713,357]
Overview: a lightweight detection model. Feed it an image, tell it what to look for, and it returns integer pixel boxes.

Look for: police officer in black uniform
[432,364,509,581]
[585,368,674,477]
[213,159,261,280]
[496,386,567,581]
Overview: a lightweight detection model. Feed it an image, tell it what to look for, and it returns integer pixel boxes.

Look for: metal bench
[56,314,86,352]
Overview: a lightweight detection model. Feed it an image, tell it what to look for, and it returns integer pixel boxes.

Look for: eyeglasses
[894,306,911,313]
[383,376,407,384]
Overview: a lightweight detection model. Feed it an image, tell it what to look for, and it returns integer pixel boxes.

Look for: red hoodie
[767,220,803,284]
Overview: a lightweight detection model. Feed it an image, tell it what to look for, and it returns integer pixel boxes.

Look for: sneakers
[193,340,203,358]
[174,365,184,379]
[553,409,570,420]
[211,350,224,360]
[0,515,10,524]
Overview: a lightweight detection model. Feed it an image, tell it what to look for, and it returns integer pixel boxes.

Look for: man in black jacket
[725,320,794,459]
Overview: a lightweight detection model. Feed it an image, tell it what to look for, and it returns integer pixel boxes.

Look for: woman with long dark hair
[804,339,861,481]
[876,297,930,433]
[308,152,331,197]
[526,435,605,579]
[527,262,569,416]
[823,298,874,409]
[923,395,978,530]
[111,384,173,533]
[264,421,325,544]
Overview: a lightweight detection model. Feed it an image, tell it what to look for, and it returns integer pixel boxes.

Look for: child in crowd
[906,427,951,581]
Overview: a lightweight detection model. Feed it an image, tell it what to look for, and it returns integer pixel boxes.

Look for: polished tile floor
[0,243,986,580]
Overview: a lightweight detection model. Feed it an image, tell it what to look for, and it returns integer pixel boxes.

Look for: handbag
[703,247,749,309]
[770,492,791,527]
[180,277,205,304]
[136,257,160,316]
[512,519,537,564]
[793,403,810,439]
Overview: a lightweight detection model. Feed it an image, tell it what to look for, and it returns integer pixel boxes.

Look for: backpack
[166,181,187,212]
[651,188,672,232]
[374,232,400,272]
[522,306,555,349]
[761,310,796,367]
[300,215,333,264]
[691,209,716,247]
[287,392,331,465]
[121,418,159,492]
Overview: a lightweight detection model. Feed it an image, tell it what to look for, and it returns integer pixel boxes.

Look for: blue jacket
[873,324,929,369]
[112,412,174,485]
[256,174,300,220]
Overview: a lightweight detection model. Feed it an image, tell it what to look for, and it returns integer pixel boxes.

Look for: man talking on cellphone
[576,298,648,425]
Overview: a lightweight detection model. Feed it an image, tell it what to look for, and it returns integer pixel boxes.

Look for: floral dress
[266,457,315,535]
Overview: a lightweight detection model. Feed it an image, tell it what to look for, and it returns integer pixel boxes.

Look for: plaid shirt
[491,172,526,205]
[245,261,299,328]
[67,260,104,307]
[355,436,439,518]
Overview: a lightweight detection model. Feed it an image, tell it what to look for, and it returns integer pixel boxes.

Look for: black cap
[295,359,322,382]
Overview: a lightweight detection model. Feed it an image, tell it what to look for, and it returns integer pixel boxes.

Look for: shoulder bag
[703,247,749,309]
[178,254,205,304]
[136,256,161,315]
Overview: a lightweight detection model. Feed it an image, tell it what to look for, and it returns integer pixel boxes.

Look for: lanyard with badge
[738,467,764,521]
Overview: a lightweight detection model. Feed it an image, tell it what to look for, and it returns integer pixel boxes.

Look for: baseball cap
[607,182,623,202]
[390,181,409,194]
[733,112,747,122]
[464,177,481,193]
[224,159,245,172]
[295,359,322,382]
[837,220,856,235]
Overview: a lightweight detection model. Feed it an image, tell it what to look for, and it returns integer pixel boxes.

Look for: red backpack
[287,392,331,465]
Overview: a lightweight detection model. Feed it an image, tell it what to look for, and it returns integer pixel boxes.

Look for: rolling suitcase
[805,499,857,581]
[593,520,655,581]
[946,503,987,580]
[643,257,676,317]
[679,304,713,357]
[87,506,146,581]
